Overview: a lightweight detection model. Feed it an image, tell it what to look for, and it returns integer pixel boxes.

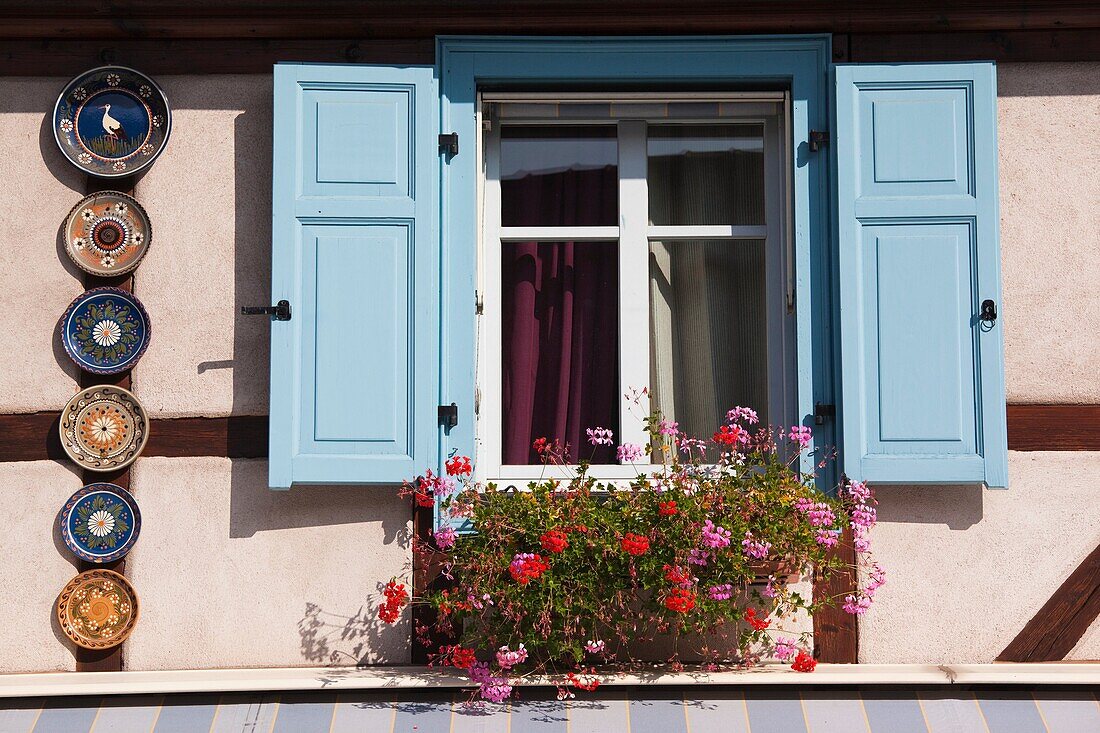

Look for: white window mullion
[617,120,651,451]
[478,120,504,476]
[499,226,619,241]
[764,110,797,429]
[646,225,768,240]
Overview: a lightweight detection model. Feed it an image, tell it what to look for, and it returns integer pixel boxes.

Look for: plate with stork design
[53,66,171,178]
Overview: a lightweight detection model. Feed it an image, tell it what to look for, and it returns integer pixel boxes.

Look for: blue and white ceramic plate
[59,483,141,564]
[60,287,151,375]
[53,66,171,178]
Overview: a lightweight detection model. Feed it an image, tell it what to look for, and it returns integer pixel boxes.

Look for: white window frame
[475,93,796,485]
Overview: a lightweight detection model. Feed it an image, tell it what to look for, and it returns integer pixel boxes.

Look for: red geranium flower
[713,424,747,446]
[663,564,691,585]
[509,553,550,584]
[533,437,549,454]
[664,588,696,613]
[445,455,472,476]
[377,580,409,624]
[658,500,678,516]
[621,533,650,556]
[744,607,771,631]
[447,645,478,669]
[567,669,601,691]
[791,650,817,672]
[540,529,569,554]
[404,475,435,507]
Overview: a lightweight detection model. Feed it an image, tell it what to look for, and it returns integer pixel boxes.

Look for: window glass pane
[500,126,618,227]
[502,241,619,465]
[647,124,765,226]
[649,239,768,458]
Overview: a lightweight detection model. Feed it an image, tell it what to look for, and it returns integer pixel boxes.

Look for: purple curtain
[501,166,619,464]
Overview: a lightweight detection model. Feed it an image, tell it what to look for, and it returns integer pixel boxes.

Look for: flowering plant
[379,402,882,703]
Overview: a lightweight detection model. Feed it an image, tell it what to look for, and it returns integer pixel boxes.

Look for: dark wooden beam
[1007,405,1100,451]
[145,415,269,458]
[1,404,1093,463]
[813,529,859,664]
[0,413,269,462]
[0,39,434,76]
[998,542,1100,662]
[0,1,1097,40]
[849,29,1100,62]
[0,28,1096,76]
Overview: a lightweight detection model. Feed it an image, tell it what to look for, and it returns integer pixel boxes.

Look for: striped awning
[2,687,1098,733]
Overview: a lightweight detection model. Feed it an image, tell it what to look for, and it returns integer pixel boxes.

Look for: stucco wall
[859,451,1100,663]
[0,62,1097,673]
[0,461,83,673]
[129,76,272,418]
[999,63,1100,404]
[125,458,411,670]
[0,79,84,413]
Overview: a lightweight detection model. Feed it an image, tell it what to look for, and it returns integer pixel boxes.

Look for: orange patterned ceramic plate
[56,569,139,650]
[59,385,150,471]
[64,191,152,276]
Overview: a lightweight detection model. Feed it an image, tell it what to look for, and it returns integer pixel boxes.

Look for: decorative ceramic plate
[60,287,151,375]
[53,66,171,178]
[56,569,139,650]
[59,385,150,472]
[59,483,141,564]
[63,191,152,276]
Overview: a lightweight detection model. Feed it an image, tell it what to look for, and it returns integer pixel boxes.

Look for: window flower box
[384,409,883,703]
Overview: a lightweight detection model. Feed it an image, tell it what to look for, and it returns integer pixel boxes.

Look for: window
[476,95,796,481]
[268,41,1007,497]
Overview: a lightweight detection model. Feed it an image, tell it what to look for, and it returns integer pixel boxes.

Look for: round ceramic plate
[60,287,151,375]
[59,385,150,472]
[64,191,152,276]
[56,569,139,650]
[53,65,171,178]
[59,483,141,564]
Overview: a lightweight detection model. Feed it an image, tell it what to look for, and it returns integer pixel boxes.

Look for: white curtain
[647,136,769,444]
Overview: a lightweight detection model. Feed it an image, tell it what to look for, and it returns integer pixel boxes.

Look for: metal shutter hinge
[439,402,459,430]
[439,133,458,156]
[814,402,835,425]
[809,130,829,152]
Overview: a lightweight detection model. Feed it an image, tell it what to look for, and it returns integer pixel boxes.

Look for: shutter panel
[269,64,439,488]
[835,63,1008,488]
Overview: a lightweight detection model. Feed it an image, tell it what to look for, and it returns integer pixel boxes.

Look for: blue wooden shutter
[269,64,439,488]
[835,63,1008,488]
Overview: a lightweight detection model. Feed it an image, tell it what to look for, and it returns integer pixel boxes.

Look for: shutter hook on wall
[979,299,997,331]
[242,300,292,321]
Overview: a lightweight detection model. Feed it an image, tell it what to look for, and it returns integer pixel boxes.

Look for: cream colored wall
[999,63,1100,404]
[859,452,1100,663]
[129,76,272,418]
[0,461,84,673]
[0,62,1097,672]
[0,79,84,413]
[124,458,410,670]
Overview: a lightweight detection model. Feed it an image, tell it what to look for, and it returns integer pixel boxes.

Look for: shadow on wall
[227,461,412,543]
[873,484,984,530]
[997,62,1100,97]
[297,601,396,667]
[231,80,273,420]
[170,76,274,418]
